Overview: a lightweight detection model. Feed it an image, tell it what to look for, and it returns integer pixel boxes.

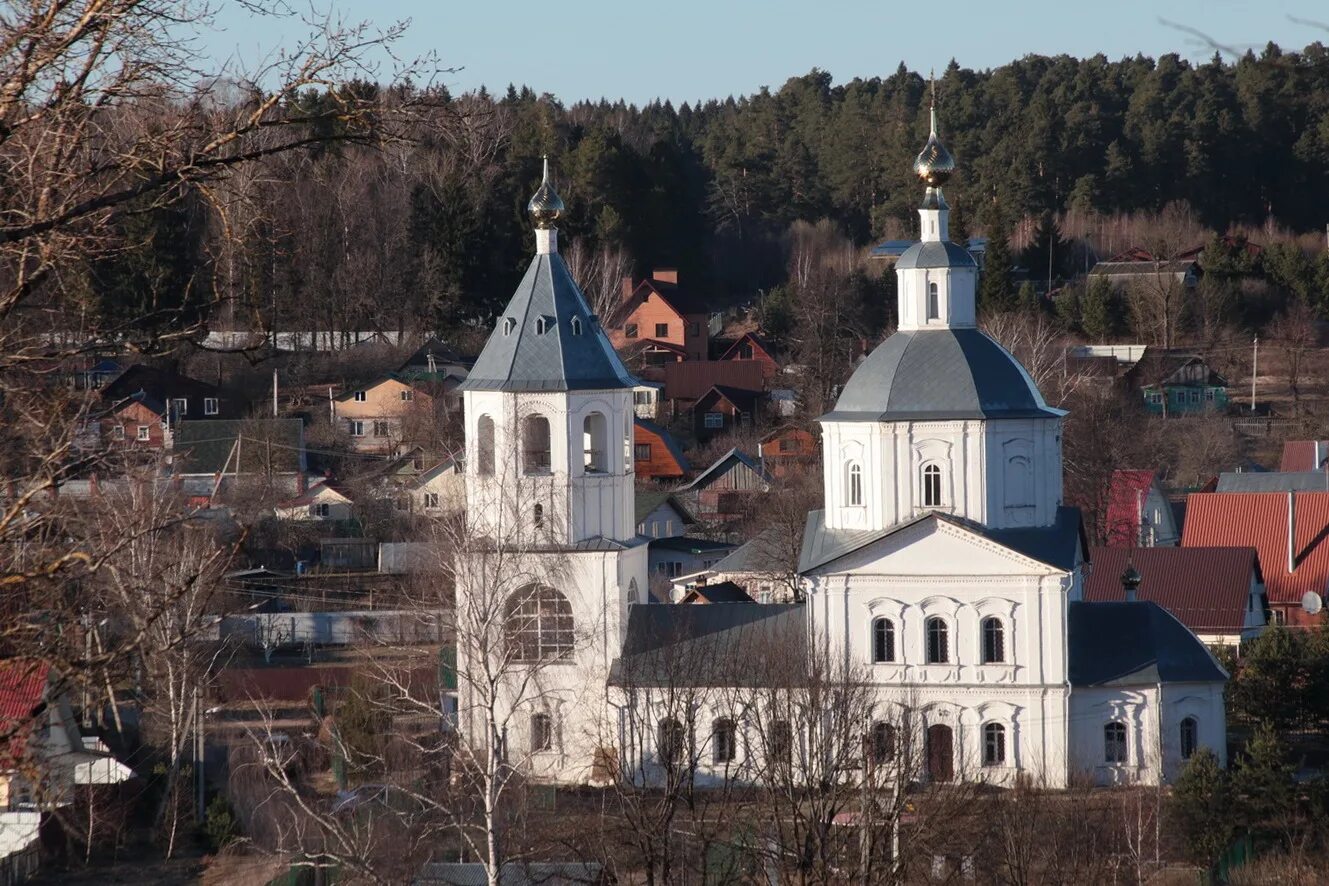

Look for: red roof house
[1279,440,1329,472]
[609,270,711,361]
[1104,469,1179,548]
[718,332,779,380]
[1182,491,1329,627]
[662,360,764,406]
[1084,546,1265,645]
[0,659,50,770]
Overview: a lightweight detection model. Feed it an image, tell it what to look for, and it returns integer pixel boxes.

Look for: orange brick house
[609,270,711,361]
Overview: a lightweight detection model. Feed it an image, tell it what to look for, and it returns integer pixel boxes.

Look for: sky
[207,1,1329,105]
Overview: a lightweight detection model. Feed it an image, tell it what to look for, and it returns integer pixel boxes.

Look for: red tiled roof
[1104,470,1158,548]
[1085,546,1258,633]
[1280,440,1327,472]
[0,659,50,768]
[662,361,764,402]
[1182,491,1329,604]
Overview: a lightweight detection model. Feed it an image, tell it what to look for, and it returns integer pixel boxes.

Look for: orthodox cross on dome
[527,155,566,254]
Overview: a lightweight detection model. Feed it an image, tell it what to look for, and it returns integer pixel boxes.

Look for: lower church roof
[1067,601,1228,687]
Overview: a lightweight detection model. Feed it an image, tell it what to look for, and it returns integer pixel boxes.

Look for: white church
[455,120,1227,790]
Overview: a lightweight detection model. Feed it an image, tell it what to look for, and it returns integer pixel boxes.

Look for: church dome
[528,156,565,229]
[826,328,1060,421]
[896,240,977,270]
[913,131,955,187]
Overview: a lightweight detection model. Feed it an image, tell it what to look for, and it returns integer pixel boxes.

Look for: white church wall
[1065,683,1221,787]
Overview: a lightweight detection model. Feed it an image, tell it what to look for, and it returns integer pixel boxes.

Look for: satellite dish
[1302,591,1323,615]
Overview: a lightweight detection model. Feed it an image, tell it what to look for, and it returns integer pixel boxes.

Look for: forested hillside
[61,43,1329,343]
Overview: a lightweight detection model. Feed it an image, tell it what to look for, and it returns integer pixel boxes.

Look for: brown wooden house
[694,385,761,441]
[633,419,691,481]
[718,332,780,381]
[759,426,818,478]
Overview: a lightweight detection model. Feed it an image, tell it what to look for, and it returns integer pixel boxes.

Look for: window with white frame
[982,723,1006,766]
[531,712,554,752]
[703,412,724,429]
[423,492,440,509]
[373,420,390,437]
[925,616,949,664]
[846,461,863,506]
[504,586,574,662]
[309,502,330,518]
[400,389,413,401]
[203,397,219,415]
[922,463,943,507]
[872,617,895,663]
[927,281,939,320]
[712,718,737,764]
[1180,717,1198,759]
[136,425,150,441]
[981,617,1005,664]
[172,397,187,416]
[112,424,125,440]
[658,718,685,767]
[635,443,651,461]
[1104,721,1127,763]
[353,391,367,402]
[349,420,365,437]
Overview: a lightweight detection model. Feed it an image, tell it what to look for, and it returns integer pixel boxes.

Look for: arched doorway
[926,724,954,782]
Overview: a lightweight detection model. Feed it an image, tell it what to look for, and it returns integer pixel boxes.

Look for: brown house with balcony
[333,375,444,454]
[609,269,710,362]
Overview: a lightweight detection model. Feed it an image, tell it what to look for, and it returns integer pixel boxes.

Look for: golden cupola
[527,155,565,229]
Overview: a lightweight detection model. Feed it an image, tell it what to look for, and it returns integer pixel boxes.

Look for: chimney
[621,275,635,301]
[651,268,679,285]
[1289,491,1297,574]
[1121,563,1142,603]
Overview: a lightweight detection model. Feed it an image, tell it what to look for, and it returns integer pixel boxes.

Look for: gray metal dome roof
[896,240,977,270]
[825,328,1062,421]
[460,253,637,392]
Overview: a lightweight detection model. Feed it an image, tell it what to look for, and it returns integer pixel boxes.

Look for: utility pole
[272,369,278,418]
[1251,336,1259,412]
[195,685,205,820]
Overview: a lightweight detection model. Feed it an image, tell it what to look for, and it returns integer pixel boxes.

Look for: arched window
[768,719,792,767]
[583,412,608,473]
[570,317,583,336]
[1180,717,1198,760]
[476,415,495,476]
[658,718,685,767]
[522,414,551,473]
[535,316,550,335]
[846,461,863,506]
[870,722,897,764]
[627,578,639,606]
[1005,455,1033,508]
[922,463,943,507]
[925,616,949,664]
[503,317,516,335]
[927,281,940,320]
[531,712,554,752]
[982,723,1006,766]
[504,586,573,662]
[712,718,737,764]
[1104,721,1127,764]
[871,617,895,663]
[533,503,544,529]
[981,617,1005,664]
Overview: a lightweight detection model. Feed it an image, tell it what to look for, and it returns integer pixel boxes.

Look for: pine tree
[1231,724,1294,831]
[1230,627,1306,730]
[1017,281,1040,315]
[1081,277,1119,342]
[978,217,1015,313]
[1169,749,1234,865]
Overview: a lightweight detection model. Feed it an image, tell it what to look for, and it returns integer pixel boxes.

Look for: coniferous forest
[58,44,1329,344]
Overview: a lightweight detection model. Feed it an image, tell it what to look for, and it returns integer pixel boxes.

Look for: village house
[1279,439,1329,472]
[170,418,309,504]
[1182,491,1329,627]
[635,490,694,539]
[274,481,355,522]
[609,269,712,361]
[333,375,445,454]
[759,425,819,479]
[100,363,233,422]
[1087,247,1200,290]
[1104,469,1180,547]
[693,385,763,442]
[647,535,737,587]
[674,448,772,526]
[631,381,664,419]
[660,360,765,415]
[1084,546,1266,648]
[717,332,780,381]
[1123,348,1229,415]
[633,419,690,481]
[679,581,755,604]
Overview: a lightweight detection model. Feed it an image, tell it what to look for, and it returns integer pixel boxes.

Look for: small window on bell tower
[927,282,939,321]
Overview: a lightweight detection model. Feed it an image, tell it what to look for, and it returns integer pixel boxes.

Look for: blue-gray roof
[895,240,978,270]
[798,507,1083,575]
[460,253,636,392]
[871,237,986,258]
[609,603,805,687]
[1215,471,1329,493]
[826,328,1063,422]
[1068,601,1228,686]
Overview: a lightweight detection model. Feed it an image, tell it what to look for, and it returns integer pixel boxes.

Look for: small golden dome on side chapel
[527,155,565,229]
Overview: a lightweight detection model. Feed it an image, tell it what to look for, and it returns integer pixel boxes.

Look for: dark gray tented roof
[1067,601,1228,687]
[825,328,1063,421]
[895,240,978,270]
[460,253,636,392]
